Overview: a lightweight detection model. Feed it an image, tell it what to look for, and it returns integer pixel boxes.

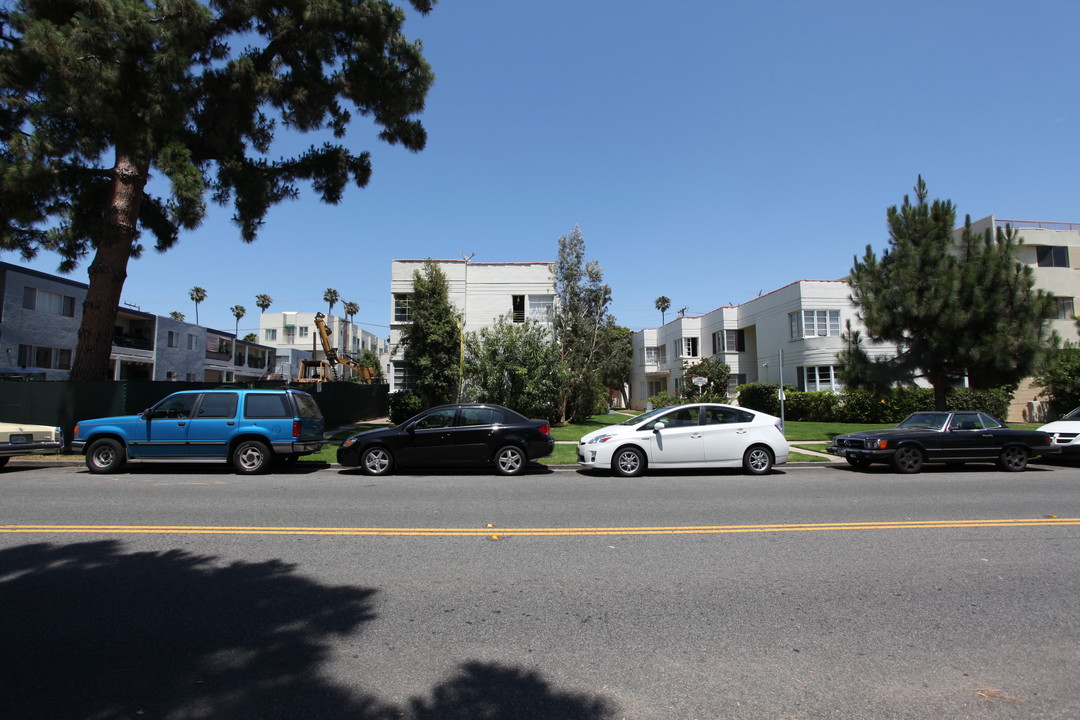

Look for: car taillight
[539,423,550,435]
[292,420,301,438]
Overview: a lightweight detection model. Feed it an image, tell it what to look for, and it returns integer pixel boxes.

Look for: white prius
[578,403,788,477]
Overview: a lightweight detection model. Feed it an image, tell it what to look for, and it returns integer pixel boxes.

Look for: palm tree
[231,305,246,336]
[323,288,340,316]
[655,296,671,325]
[189,286,207,324]
[343,301,360,357]
[169,311,185,321]
[255,294,273,313]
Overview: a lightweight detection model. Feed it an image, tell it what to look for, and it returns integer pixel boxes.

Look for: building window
[726,373,747,396]
[676,337,699,358]
[725,329,746,352]
[22,287,76,317]
[283,327,295,341]
[394,294,412,322]
[393,361,417,391]
[1054,297,1075,320]
[798,366,838,391]
[512,295,525,322]
[790,310,840,338]
[1037,246,1070,268]
[187,334,196,350]
[529,295,554,320]
[17,344,72,370]
[167,331,179,348]
[186,373,198,381]
[265,328,277,341]
[299,326,309,338]
[646,379,665,398]
[643,346,658,365]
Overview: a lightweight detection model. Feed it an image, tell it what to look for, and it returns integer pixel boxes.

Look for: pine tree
[0,0,435,379]
[841,177,1055,409]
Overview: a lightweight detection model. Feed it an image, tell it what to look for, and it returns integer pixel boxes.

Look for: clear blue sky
[7,0,1080,338]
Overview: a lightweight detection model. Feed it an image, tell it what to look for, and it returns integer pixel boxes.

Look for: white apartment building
[389,259,555,392]
[258,311,389,381]
[631,217,1080,421]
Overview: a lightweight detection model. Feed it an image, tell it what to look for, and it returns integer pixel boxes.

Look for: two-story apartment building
[631,217,1080,421]
[389,259,555,392]
[0,261,274,381]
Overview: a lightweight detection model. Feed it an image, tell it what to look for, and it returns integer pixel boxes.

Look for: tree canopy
[840,177,1055,409]
[0,0,436,379]
[464,316,564,421]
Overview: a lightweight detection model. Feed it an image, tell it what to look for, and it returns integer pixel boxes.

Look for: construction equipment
[295,312,380,383]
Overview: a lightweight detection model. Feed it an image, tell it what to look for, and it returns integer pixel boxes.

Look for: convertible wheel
[891,445,924,474]
[997,446,1029,472]
[612,447,645,477]
[743,446,774,475]
[361,446,394,476]
[232,440,271,475]
[845,455,871,469]
[86,438,126,474]
[494,445,526,476]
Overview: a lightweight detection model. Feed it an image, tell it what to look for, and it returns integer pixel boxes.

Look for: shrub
[388,390,423,425]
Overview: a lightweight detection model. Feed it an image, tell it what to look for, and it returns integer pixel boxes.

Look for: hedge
[734,383,1012,423]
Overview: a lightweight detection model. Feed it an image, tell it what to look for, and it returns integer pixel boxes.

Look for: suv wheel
[86,438,126,474]
[233,440,271,475]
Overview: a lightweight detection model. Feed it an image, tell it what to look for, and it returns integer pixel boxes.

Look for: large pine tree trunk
[70,153,146,381]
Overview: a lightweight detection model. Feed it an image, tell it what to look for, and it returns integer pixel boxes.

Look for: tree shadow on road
[0,541,615,719]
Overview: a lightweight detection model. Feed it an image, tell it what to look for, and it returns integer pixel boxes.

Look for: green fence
[0,380,388,450]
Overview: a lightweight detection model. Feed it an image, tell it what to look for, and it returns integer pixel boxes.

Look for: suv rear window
[292,392,323,419]
[244,393,292,419]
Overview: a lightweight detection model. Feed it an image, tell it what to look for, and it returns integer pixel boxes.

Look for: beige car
[0,421,64,467]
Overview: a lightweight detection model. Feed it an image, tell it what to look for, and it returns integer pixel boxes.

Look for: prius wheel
[612,447,645,477]
[997,446,1028,472]
[743,446,774,475]
[361,447,394,476]
[495,445,526,476]
[891,445,924,474]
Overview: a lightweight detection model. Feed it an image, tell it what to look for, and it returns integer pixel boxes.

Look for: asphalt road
[1,460,1078,720]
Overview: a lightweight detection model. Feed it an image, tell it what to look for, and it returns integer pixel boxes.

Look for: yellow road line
[0,518,1077,537]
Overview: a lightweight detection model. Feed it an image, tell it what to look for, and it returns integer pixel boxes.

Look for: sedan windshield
[897,413,949,431]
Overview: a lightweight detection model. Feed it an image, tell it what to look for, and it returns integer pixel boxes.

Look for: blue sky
[7,0,1080,338]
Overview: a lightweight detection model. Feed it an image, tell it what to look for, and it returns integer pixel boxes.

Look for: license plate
[9,434,31,444]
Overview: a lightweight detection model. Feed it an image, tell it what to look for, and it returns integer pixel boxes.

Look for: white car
[578,403,788,477]
[0,421,64,467]
[1038,407,1080,457]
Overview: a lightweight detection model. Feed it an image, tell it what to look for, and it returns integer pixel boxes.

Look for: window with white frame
[725,329,745,352]
[393,361,417,391]
[394,294,412,322]
[679,337,699,358]
[1054,296,1075,320]
[726,373,747,396]
[265,328,277,341]
[643,346,659,365]
[528,295,554,320]
[790,310,840,338]
[167,331,179,348]
[646,379,665,398]
[798,366,838,391]
[22,287,76,317]
[187,334,196,350]
[299,326,309,338]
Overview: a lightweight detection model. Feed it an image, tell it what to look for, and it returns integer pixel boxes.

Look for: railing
[996,219,1080,232]
[112,335,153,351]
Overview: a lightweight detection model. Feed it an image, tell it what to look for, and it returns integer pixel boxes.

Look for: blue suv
[71,388,325,474]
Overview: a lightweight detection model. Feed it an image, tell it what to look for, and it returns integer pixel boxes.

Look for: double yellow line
[1,517,1077,537]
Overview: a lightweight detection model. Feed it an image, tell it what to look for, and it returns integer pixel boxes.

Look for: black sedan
[827,411,1056,473]
[337,404,554,476]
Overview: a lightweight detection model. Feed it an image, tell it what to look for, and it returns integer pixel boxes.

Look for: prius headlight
[587,433,616,444]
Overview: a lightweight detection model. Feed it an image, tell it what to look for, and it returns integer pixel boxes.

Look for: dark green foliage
[1034,345,1080,418]
[841,177,1055,409]
[464,316,564,421]
[398,260,461,406]
[678,356,731,403]
[388,390,422,425]
[0,0,436,379]
[735,382,795,417]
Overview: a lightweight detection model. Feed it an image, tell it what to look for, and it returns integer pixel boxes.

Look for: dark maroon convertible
[827,411,1057,473]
